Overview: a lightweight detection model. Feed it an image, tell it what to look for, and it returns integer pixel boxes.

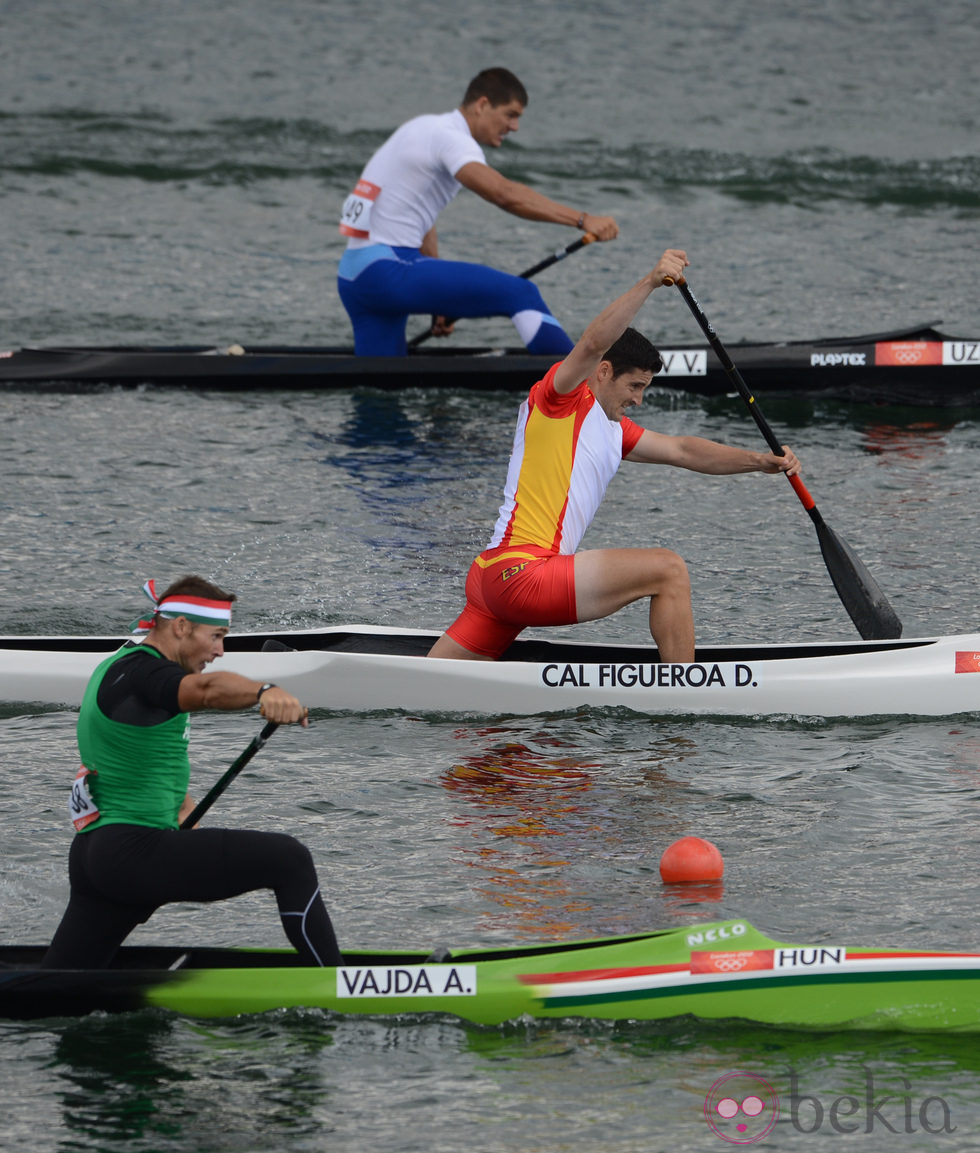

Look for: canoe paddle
[664,274,903,641]
[180,721,278,829]
[408,233,597,349]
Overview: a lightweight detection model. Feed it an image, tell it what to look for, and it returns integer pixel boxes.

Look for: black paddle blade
[815,520,902,639]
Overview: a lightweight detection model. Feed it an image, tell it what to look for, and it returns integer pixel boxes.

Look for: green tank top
[76,646,191,832]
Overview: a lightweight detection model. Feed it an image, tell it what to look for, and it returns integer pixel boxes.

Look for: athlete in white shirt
[338,68,618,356]
[427,250,803,663]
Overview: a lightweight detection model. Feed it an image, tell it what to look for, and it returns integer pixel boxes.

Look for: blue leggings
[338,245,574,357]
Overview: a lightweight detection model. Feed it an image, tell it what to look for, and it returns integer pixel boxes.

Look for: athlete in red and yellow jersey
[428,249,801,663]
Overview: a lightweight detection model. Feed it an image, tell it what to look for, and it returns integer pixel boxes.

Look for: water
[3,0,980,348]
[2,2,980,1151]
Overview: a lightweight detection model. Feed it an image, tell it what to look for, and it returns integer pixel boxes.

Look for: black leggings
[42,824,342,969]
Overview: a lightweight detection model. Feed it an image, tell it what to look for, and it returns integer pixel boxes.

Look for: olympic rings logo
[713,956,750,972]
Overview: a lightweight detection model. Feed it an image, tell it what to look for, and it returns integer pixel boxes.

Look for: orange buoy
[659,836,724,883]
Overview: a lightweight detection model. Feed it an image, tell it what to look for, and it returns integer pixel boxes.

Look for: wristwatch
[256,682,276,702]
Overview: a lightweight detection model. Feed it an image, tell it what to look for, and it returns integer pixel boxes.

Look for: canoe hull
[4,920,979,1031]
[0,626,977,718]
[2,326,979,404]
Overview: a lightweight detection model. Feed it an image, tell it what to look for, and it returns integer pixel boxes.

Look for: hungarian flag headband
[131,579,234,634]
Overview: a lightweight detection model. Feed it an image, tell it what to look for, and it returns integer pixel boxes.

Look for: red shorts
[445,546,577,658]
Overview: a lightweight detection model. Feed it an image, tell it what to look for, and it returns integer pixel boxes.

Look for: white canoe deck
[0,625,978,718]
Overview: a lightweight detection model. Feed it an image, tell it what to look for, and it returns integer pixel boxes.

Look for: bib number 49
[339,179,380,239]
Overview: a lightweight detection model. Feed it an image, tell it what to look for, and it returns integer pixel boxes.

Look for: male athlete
[43,576,343,969]
[337,67,618,356]
[427,250,801,664]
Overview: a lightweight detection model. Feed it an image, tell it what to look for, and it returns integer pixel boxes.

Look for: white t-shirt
[340,109,486,250]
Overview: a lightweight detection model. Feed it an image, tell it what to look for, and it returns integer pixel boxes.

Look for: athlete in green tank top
[76,645,193,831]
[44,575,343,970]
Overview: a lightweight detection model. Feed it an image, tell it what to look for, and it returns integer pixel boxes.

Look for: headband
[131,578,234,634]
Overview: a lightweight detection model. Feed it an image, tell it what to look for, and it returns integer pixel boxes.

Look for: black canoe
[1,324,979,404]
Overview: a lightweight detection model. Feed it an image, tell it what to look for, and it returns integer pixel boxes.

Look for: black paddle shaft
[408,234,596,349]
[666,275,903,641]
[180,721,279,829]
[516,233,595,280]
[668,277,787,454]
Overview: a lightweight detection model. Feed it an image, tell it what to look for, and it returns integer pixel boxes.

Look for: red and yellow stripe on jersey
[485,362,644,557]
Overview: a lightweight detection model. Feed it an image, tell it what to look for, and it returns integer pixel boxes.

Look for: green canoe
[4,919,978,1032]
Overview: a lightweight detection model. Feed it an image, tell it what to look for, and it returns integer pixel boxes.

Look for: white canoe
[1,625,978,718]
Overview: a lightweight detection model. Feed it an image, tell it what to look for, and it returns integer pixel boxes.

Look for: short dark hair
[462,68,528,109]
[602,327,663,378]
[158,574,237,606]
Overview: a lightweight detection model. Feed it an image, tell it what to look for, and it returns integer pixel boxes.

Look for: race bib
[69,766,100,831]
[339,179,380,238]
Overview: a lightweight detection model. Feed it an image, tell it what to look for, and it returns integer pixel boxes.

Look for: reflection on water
[860,420,955,460]
[660,878,726,913]
[441,728,597,938]
[439,724,723,937]
[22,1001,980,1153]
[53,1015,193,1146]
[51,1011,340,1150]
[443,728,596,802]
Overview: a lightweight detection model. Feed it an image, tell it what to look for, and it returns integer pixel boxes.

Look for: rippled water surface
[2,2,980,1150]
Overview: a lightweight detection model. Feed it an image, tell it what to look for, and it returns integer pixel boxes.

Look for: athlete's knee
[280,834,316,875]
[507,281,568,348]
[509,280,549,311]
[259,832,318,892]
[652,550,691,594]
